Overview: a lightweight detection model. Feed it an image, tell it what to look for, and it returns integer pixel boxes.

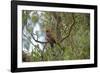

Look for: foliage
[22,10,90,62]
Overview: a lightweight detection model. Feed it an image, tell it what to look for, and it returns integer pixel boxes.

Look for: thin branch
[60,13,75,42]
[25,24,48,44]
[23,33,35,46]
[30,33,48,44]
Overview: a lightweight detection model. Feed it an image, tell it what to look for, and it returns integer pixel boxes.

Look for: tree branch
[60,13,75,42]
[23,33,35,46]
[30,33,48,44]
[25,24,48,44]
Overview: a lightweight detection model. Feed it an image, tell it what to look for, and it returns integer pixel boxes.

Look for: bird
[45,29,56,48]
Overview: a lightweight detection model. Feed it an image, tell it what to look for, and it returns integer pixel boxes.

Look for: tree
[22,10,90,62]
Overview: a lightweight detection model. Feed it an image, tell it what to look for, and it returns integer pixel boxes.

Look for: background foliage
[22,10,90,62]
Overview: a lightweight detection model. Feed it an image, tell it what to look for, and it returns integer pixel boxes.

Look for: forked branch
[60,13,75,42]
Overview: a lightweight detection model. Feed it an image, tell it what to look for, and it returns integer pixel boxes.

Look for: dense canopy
[22,10,90,62]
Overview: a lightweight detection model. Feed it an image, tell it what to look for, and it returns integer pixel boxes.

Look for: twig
[60,13,75,42]
[30,33,48,44]
[23,33,35,46]
[25,25,48,44]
